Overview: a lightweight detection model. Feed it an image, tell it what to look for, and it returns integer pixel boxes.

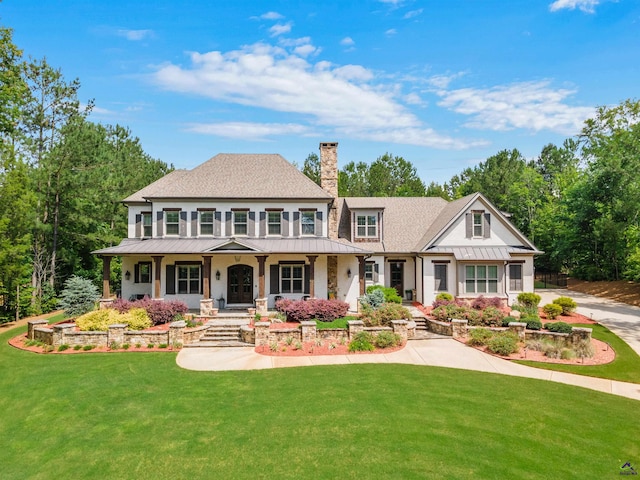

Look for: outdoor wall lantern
[125,271,131,281]
[215,270,221,281]
[347,268,352,278]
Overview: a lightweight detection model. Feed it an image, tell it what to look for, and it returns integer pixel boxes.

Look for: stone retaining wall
[424,317,453,336]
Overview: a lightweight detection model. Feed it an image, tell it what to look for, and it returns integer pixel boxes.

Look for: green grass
[1,325,639,479]
[314,316,357,329]
[515,323,640,384]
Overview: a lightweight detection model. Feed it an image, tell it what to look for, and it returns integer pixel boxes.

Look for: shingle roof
[337,197,449,253]
[124,154,333,202]
[123,169,189,203]
[413,193,477,250]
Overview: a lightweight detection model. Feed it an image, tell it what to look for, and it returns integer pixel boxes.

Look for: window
[200,211,214,236]
[141,212,152,237]
[509,264,523,291]
[234,211,247,235]
[177,265,200,294]
[281,265,303,293]
[356,215,377,238]
[301,211,315,235]
[364,262,374,282]
[135,262,152,283]
[268,212,281,235]
[473,211,483,237]
[465,265,498,293]
[434,264,447,291]
[165,211,179,235]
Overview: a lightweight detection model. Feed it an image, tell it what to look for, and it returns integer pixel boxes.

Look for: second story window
[356,215,377,238]
[141,212,152,237]
[165,211,179,236]
[234,211,248,235]
[473,211,484,237]
[301,211,315,235]
[200,211,214,236]
[268,212,281,235]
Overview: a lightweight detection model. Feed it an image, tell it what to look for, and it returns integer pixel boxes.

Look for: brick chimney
[320,142,338,239]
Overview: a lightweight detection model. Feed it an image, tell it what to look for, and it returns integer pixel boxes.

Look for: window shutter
[484,213,491,238]
[214,211,222,236]
[179,211,187,237]
[166,265,175,295]
[270,264,280,294]
[315,211,323,237]
[248,211,255,237]
[373,263,379,283]
[200,265,204,295]
[134,263,140,284]
[282,212,289,237]
[259,212,266,237]
[157,211,164,237]
[465,213,472,238]
[225,212,232,237]
[135,214,142,238]
[304,265,310,294]
[191,211,198,237]
[293,211,300,237]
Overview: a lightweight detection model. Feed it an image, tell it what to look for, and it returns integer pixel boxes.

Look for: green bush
[57,275,101,316]
[360,289,385,308]
[467,328,494,347]
[435,292,453,302]
[573,339,595,358]
[522,317,542,331]
[487,332,519,355]
[517,292,541,308]
[481,306,505,326]
[362,302,410,327]
[561,349,576,360]
[542,303,563,320]
[552,296,577,315]
[542,340,564,358]
[366,285,402,304]
[348,331,375,352]
[57,344,69,352]
[374,331,402,349]
[75,308,151,331]
[501,316,517,327]
[546,322,573,334]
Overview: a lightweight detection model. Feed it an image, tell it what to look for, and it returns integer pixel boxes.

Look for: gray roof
[93,237,371,256]
[413,193,477,250]
[337,197,449,253]
[423,246,539,260]
[124,154,333,202]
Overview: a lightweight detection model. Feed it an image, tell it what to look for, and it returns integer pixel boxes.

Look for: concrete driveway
[537,289,640,356]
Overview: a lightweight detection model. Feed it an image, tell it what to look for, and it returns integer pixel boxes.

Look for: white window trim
[300,211,315,236]
[141,212,152,238]
[465,264,499,294]
[509,264,523,291]
[356,215,378,238]
[267,211,282,236]
[233,211,248,236]
[434,264,448,292]
[165,211,180,236]
[177,264,200,295]
[199,210,214,236]
[280,264,304,293]
[472,211,484,238]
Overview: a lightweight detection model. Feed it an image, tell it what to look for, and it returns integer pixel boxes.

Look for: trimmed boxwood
[543,303,563,320]
[552,296,577,315]
[522,316,542,331]
[487,331,519,355]
[546,321,573,334]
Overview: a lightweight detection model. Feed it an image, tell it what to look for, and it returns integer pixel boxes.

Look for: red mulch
[539,310,596,324]
[256,341,405,356]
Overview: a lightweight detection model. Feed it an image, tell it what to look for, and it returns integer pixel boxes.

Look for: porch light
[215,270,221,281]
[125,270,131,281]
[347,268,352,278]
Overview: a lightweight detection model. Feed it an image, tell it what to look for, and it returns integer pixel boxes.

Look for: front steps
[185,314,253,347]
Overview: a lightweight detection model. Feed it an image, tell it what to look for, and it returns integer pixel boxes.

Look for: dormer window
[473,211,484,237]
[466,210,490,239]
[356,215,377,238]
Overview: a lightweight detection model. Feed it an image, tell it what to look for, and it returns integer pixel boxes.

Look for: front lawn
[0,325,638,479]
[515,323,640,384]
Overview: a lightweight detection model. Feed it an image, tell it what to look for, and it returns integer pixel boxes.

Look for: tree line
[301,99,640,283]
[0,27,171,321]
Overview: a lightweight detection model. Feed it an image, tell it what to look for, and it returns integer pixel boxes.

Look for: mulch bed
[256,341,405,356]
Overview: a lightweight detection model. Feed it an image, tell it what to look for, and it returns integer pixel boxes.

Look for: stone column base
[255,298,268,316]
[99,298,115,310]
[200,298,217,316]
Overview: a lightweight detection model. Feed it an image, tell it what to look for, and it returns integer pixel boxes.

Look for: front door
[227,264,253,304]
[390,262,404,297]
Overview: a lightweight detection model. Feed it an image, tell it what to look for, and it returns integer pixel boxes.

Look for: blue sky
[3,0,639,184]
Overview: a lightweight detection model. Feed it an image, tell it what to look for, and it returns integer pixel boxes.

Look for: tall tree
[301,152,320,185]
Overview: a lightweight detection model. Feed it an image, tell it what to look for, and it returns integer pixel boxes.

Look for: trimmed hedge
[112,297,188,325]
[361,302,410,327]
[546,322,573,334]
[275,298,349,322]
[76,308,152,331]
[517,292,541,308]
[552,296,577,315]
[543,303,563,320]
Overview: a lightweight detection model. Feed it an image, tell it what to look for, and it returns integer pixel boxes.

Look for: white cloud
[116,29,153,41]
[269,23,292,37]
[549,0,601,13]
[403,9,423,19]
[437,81,594,134]
[152,42,481,149]
[404,92,424,105]
[385,29,397,36]
[340,37,355,46]
[187,122,310,140]
[257,11,284,20]
[427,72,466,89]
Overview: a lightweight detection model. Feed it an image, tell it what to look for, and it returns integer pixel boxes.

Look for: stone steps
[184,323,253,348]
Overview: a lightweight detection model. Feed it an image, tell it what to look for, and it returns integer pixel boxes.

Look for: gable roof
[124,154,333,202]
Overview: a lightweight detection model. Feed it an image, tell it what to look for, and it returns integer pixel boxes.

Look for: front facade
[95,143,541,313]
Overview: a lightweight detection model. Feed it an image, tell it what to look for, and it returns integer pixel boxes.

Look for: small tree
[57,275,100,316]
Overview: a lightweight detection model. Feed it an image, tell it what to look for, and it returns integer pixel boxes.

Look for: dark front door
[228,264,253,304]
[390,262,404,297]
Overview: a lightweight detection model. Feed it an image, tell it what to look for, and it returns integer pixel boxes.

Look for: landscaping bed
[8,333,181,354]
[256,340,405,356]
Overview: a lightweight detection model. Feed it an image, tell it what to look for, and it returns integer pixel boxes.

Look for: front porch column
[202,255,212,299]
[255,255,269,316]
[101,255,111,298]
[152,256,163,299]
[357,255,366,296]
[306,255,317,298]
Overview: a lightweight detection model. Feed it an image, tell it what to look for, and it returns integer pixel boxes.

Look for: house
[94,142,541,314]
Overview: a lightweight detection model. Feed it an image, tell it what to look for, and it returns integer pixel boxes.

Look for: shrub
[435,292,453,302]
[366,285,402,304]
[112,297,188,325]
[362,302,410,327]
[471,295,503,310]
[374,331,402,349]
[552,296,577,315]
[561,349,576,360]
[109,342,120,350]
[501,316,517,327]
[517,292,541,308]
[75,308,151,331]
[82,345,94,351]
[522,316,542,331]
[58,344,70,352]
[546,322,573,334]
[348,331,375,352]
[275,298,349,322]
[158,343,168,349]
[120,308,152,330]
[431,304,467,322]
[360,289,385,309]
[73,345,82,351]
[481,306,505,326]
[461,308,482,326]
[487,331,519,355]
[542,303,563,320]
[573,339,595,358]
[512,304,538,317]
[467,328,493,347]
[543,341,564,359]
[57,275,101,316]
[122,343,130,350]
